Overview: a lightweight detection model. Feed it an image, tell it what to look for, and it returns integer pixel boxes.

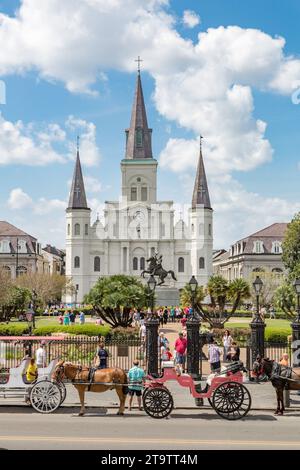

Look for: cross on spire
[77,135,80,153]
[135,56,143,74]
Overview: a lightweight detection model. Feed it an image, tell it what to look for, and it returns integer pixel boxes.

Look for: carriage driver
[127,360,145,411]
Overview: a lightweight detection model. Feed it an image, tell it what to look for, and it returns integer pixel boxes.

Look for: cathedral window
[133,257,138,271]
[178,257,184,273]
[140,257,145,270]
[208,224,212,236]
[67,224,70,236]
[141,186,148,201]
[199,257,205,269]
[191,224,195,235]
[131,187,137,201]
[85,224,89,236]
[135,128,143,147]
[94,256,100,272]
[161,223,165,237]
[0,240,10,253]
[74,256,80,268]
[74,223,80,236]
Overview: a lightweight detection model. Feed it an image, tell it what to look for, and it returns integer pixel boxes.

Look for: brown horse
[53,361,128,416]
[255,358,300,415]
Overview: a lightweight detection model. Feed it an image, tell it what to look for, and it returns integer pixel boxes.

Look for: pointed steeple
[192,138,212,210]
[67,144,89,210]
[125,70,153,159]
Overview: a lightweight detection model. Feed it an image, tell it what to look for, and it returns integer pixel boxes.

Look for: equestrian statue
[141,253,177,286]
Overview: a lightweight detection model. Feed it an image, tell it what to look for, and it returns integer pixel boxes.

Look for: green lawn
[225,319,292,330]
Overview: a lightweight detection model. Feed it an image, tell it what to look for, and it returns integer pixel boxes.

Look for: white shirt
[35,347,46,366]
[223,335,232,348]
[140,325,146,337]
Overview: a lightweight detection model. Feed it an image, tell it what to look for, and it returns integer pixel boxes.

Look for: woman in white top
[222,330,233,362]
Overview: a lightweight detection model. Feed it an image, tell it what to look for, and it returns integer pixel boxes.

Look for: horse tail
[122,371,128,395]
[169,270,177,281]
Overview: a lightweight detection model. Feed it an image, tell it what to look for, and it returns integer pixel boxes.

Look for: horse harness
[270,362,293,389]
[72,365,121,391]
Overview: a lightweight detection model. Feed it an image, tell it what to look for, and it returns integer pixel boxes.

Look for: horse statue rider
[141,252,177,286]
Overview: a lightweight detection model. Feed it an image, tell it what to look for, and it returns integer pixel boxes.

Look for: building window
[208,224,212,236]
[123,247,127,272]
[131,187,137,201]
[135,128,143,147]
[253,267,264,273]
[74,256,80,268]
[141,186,148,201]
[67,224,70,236]
[133,257,138,271]
[74,223,80,236]
[178,257,184,273]
[140,257,145,270]
[17,266,27,276]
[199,257,205,269]
[18,240,27,253]
[272,268,283,274]
[94,256,100,272]
[273,241,282,254]
[85,224,89,236]
[0,240,10,253]
[161,223,165,237]
[254,241,263,253]
[191,224,195,235]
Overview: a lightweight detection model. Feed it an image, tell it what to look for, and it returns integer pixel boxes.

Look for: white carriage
[0,358,65,413]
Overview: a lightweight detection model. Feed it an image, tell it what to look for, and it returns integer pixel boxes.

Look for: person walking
[163,307,169,325]
[222,329,233,362]
[127,360,145,411]
[69,311,76,325]
[269,305,276,320]
[208,340,222,373]
[174,332,187,373]
[170,307,176,323]
[94,342,109,369]
[63,311,70,326]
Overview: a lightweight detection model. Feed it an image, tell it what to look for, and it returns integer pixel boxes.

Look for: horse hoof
[274,411,279,415]
[78,413,84,417]
[117,412,124,416]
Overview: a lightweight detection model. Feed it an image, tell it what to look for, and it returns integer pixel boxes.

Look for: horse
[254,358,300,415]
[53,361,128,416]
[141,256,177,286]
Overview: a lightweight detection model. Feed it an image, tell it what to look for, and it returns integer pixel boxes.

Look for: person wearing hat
[127,360,145,411]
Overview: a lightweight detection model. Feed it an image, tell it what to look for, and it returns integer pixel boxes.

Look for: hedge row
[210,326,292,345]
[0,323,110,337]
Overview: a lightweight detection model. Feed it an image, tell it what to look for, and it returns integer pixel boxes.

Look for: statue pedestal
[155,287,180,307]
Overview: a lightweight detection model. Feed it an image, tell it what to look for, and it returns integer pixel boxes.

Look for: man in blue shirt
[127,360,145,411]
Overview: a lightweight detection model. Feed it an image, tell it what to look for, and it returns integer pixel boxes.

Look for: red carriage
[142,361,251,420]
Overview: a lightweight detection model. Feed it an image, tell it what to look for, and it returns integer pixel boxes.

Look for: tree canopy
[282,213,300,279]
[84,275,148,327]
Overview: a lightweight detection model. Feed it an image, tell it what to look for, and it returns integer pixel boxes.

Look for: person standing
[95,342,109,369]
[163,307,169,325]
[174,332,187,373]
[269,305,276,319]
[222,330,233,362]
[79,310,85,325]
[208,340,222,373]
[63,311,70,326]
[127,360,145,411]
[69,311,76,325]
[139,321,146,345]
[35,343,46,368]
[170,307,176,323]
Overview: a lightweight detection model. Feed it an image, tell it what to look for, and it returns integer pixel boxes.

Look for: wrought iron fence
[246,341,291,372]
[0,336,143,372]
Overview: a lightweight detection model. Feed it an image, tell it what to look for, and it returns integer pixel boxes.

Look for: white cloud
[182,10,201,29]
[84,176,102,193]
[8,188,32,209]
[0,113,101,167]
[66,116,101,166]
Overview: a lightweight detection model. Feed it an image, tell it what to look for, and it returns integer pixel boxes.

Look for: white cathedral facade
[65,72,213,303]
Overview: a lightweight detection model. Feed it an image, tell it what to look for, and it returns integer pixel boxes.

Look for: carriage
[0,357,66,414]
[142,361,252,420]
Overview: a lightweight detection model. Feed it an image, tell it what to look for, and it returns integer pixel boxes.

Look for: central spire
[125,68,153,160]
[67,143,89,210]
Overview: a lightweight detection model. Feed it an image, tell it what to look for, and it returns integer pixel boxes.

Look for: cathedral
[65,71,213,303]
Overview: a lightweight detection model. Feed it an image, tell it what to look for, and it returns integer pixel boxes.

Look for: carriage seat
[6,359,31,387]
[36,359,59,382]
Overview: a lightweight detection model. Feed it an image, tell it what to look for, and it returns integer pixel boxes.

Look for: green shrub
[106,326,140,340]
[265,327,292,343]
[33,324,110,337]
[0,323,30,336]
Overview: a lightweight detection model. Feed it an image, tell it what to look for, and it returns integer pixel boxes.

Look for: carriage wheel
[57,381,67,405]
[143,387,174,419]
[211,382,251,420]
[30,380,61,414]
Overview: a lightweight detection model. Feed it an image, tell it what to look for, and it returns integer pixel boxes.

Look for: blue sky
[0,0,300,249]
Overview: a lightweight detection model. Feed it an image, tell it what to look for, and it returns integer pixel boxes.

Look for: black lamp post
[291,279,300,367]
[32,289,37,329]
[250,276,265,364]
[145,274,159,376]
[186,275,201,378]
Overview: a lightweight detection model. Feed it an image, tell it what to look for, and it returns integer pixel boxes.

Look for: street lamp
[147,275,157,314]
[189,275,198,319]
[253,276,263,319]
[74,284,79,308]
[293,279,300,322]
[31,289,37,329]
